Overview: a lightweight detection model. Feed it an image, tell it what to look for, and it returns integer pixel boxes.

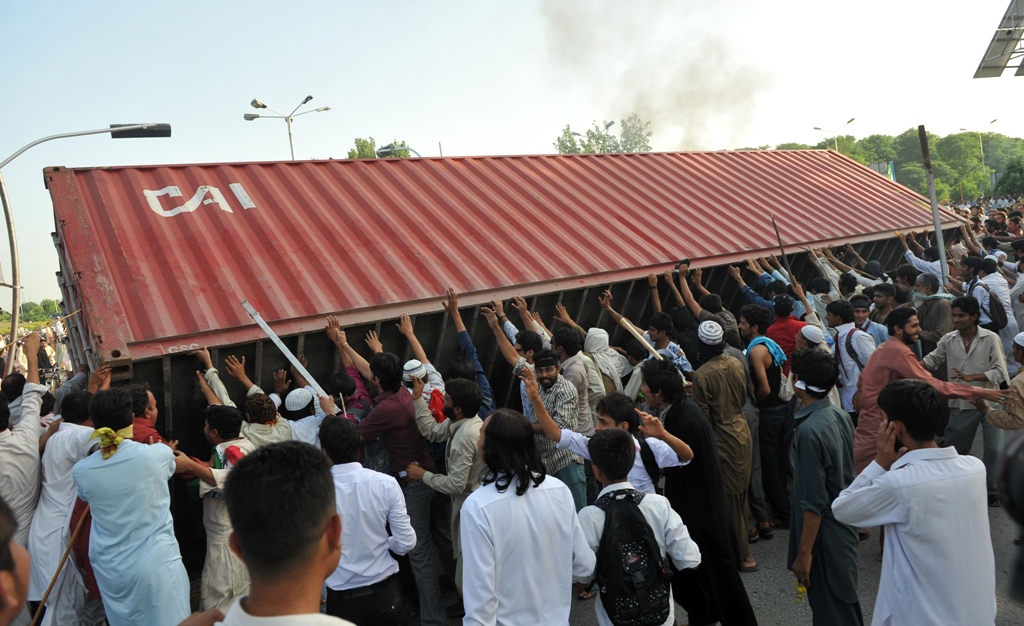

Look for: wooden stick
[769,213,796,280]
[616,317,664,361]
[30,504,90,626]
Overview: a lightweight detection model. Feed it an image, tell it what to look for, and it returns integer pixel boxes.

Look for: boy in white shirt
[578,428,701,626]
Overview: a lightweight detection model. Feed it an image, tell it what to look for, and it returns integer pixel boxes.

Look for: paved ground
[564,426,1024,625]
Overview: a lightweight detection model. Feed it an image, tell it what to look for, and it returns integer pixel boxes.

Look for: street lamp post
[0,123,171,374]
[960,119,998,193]
[375,143,422,158]
[813,118,856,152]
[244,96,331,160]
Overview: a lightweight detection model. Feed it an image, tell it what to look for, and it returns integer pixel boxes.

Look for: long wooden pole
[616,317,664,361]
[30,504,90,626]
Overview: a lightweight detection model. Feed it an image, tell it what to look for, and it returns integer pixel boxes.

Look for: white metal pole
[0,172,19,375]
[286,117,295,161]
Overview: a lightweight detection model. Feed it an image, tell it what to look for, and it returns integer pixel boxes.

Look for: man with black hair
[728,264,805,323]
[900,233,945,288]
[953,255,1020,374]
[913,273,953,361]
[599,291,693,373]
[72,387,190,625]
[173,404,256,611]
[577,428,701,626]
[483,307,588,511]
[126,383,168,445]
[320,416,415,625]
[870,283,896,325]
[0,333,45,549]
[552,327,596,436]
[852,307,1007,473]
[848,295,889,346]
[641,359,757,626]
[26,390,96,625]
[220,440,351,625]
[788,350,862,625]
[404,376,486,595]
[892,264,920,289]
[826,299,877,422]
[0,495,30,626]
[527,376,692,496]
[460,409,595,625]
[740,303,793,530]
[920,296,1006,505]
[834,380,996,626]
[440,289,495,417]
[692,321,757,572]
[354,351,445,626]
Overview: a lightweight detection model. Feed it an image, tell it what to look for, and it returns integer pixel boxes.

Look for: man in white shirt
[26,391,95,625]
[218,440,353,626]
[526,376,692,496]
[825,299,876,424]
[956,256,1019,376]
[0,333,45,548]
[832,379,996,626]
[578,428,701,626]
[460,409,596,626]
[320,417,416,625]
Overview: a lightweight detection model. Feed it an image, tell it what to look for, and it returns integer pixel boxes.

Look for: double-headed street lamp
[0,123,171,374]
[375,143,422,158]
[960,119,998,192]
[243,95,331,160]
[814,118,856,152]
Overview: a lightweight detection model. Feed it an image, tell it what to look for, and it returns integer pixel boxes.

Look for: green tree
[347,137,411,159]
[775,142,812,150]
[40,299,59,317]
[554,115,654,155]
[996,154,1024,197]
[20,302,47,323]
[619,114,653,153]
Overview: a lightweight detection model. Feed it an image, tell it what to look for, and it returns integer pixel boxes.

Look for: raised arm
[691,267,711,298]
[637,410,694,463]
[521,368,562,442]
[663,270,685,308]
[223,355,257,393]
[442,287,468,334]
[648,273,662,314]
[397,313,430,365]
[87,366,112,394]
[673,263,703,318]
[482,306,521,366]
[844,242,868,269]
[824,247,856,274]
[599,289,642,334]
[326,315,355,369]
[553,303,586,341]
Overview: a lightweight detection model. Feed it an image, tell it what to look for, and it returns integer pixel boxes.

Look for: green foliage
[347,137,410,159]
[554,115,654,154]
[40,299,59,317]
[775,142,812,150]
[996,155,1024,197]
[20,301,49,323]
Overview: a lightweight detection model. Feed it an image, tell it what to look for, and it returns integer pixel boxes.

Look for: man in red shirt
[127,384,167,445]
[765,294,806,376]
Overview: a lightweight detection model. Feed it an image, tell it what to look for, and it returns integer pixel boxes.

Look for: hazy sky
[0,0,1019,302]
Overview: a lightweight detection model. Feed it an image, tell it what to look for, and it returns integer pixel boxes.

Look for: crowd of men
[0,205,1023,626]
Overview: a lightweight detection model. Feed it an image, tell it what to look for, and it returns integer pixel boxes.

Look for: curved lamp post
[244,96,330,160]
[813,117,856,152]
[0,123,171,374]
[375,142,422,158]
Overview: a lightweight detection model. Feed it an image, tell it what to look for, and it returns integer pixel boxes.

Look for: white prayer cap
[697,320,723,346]
[403,359,427,382]
[1014,332,1024,349]
[800,325,825,345]
[984,254,1000,264]
[284,387,314,412]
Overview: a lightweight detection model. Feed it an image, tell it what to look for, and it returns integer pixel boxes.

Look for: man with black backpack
[826,299,877,427]
[578,428,701,626]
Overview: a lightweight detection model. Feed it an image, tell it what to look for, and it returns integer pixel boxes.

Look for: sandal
[578,590,595,600]
[757,524,774,541]
[747,528,760,544]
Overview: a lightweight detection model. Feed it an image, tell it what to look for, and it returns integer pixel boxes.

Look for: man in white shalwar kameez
[26,391,96,626]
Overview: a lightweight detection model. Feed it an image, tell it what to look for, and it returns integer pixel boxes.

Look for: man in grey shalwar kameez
[787,349,863,626]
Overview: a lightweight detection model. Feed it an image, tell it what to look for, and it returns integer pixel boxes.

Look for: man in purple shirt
[357,352,445,626]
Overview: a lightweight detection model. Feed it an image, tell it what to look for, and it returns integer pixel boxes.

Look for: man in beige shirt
[405,377,486,595]
[921,296,1008,505]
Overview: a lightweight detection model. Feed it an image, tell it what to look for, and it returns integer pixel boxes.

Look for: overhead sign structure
[975,0,1024,78]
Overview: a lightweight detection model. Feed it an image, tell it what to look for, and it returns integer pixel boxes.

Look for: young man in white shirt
[460,409,596,626]
[320,416,416,625]
[218,440,353,626]
[832,379,996,626]
[826,299,877,425]
[578,428,701,626]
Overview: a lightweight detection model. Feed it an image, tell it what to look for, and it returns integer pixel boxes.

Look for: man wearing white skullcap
[691,321,757,571]
[974,331,1024,430]
[793,326,843,409]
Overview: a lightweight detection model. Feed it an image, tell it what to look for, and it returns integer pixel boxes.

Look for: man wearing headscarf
[691,321,757,572]
[583,328,629,393]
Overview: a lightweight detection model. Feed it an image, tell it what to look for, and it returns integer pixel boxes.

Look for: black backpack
[594,489,672,626]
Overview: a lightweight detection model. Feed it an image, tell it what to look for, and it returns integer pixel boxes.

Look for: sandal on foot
[578,590,595,600]
[757,524,774,540]
[747,528,760,544]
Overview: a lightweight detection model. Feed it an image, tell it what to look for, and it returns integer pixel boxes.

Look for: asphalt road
[563,426,1024,626]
